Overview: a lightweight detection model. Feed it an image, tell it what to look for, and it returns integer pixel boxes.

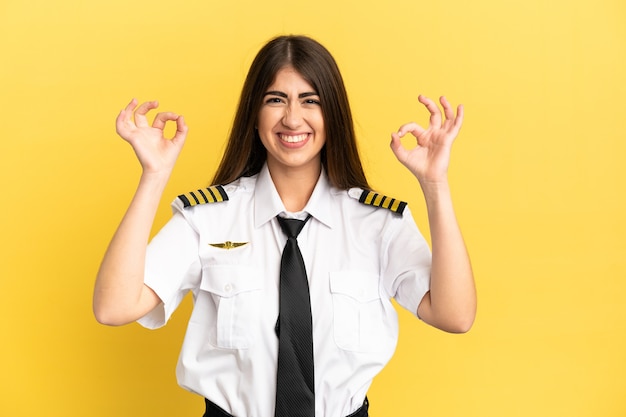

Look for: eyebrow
[263,91,319,98]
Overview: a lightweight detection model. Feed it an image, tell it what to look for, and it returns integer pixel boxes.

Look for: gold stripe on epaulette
[358,190,407,215]
[177,185,229,208]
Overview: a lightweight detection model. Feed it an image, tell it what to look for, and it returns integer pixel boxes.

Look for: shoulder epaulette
[357,190,407,215]
[177,185,229,208]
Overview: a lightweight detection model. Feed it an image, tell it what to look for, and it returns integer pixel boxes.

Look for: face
[257,66,326,177]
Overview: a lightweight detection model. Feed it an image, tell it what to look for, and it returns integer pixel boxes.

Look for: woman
[94,35,476,417]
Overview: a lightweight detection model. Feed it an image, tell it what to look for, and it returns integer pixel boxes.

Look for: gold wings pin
[209,241,249,250]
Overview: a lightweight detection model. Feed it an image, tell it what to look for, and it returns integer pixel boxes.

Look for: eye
[265,97,284,105]
[303,98,321,106]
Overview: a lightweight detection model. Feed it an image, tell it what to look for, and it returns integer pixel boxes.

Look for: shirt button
[224,283,232,292]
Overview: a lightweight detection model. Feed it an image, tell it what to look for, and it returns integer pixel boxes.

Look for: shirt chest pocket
[329,271,392,352]
[198,265,262,349]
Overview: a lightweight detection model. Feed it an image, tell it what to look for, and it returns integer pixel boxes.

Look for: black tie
[274,215,315,417]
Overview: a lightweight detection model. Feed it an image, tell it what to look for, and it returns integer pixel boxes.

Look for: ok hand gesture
[390,95,463,185]
[115,98,189,175]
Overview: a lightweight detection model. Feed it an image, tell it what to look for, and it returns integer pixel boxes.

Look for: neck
[267,162,321,212]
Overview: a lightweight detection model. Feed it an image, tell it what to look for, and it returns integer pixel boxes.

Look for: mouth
[279,133,309,143]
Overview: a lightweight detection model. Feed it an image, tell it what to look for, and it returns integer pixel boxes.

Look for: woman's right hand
[94,99,188,326]
[116,98,188,174]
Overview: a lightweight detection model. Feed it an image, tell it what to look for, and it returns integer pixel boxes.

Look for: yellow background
[1,0,625,415]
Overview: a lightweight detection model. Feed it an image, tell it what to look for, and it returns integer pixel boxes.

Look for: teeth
[280,134,308,143]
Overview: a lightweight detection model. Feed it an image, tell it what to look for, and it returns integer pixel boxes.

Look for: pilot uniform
[138,163,432,417]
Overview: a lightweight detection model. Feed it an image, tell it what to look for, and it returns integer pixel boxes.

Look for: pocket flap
[329,271,380,303]
[200,265,261,297]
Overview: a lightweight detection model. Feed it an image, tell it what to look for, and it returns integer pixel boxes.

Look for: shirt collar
[253,163,335,229]
[303,168,334,229]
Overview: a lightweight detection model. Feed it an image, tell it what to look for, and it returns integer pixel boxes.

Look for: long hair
[211,35,370,190]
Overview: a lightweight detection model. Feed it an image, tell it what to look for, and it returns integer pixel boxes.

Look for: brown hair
[211,35,370,190]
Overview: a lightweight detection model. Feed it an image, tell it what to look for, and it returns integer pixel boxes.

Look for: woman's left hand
[390,95,463,185]
[391,95,475,333]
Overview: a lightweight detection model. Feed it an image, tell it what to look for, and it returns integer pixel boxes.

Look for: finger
[124,98,138,113]
[418,94,442,127]
[152,112,179,130]
[454,104,464,129]
[440,96,455,121]
[396,122,426,140]
[134,100,159,127]
[116,98,138,123]
[172,115,189,145]
[116,98,139,136]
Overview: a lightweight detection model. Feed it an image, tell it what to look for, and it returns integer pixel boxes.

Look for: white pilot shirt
[138,163,432,417]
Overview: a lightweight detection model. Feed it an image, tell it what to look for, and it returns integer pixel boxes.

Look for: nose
[282,102,303,129]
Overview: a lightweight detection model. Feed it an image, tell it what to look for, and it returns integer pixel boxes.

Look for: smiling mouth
[279,133,309,143]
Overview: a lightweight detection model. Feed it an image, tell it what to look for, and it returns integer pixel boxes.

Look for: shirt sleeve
[137,209,201,329]
[381,206,432,316]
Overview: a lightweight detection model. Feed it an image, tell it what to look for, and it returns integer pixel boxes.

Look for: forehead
[266,66,316,92]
